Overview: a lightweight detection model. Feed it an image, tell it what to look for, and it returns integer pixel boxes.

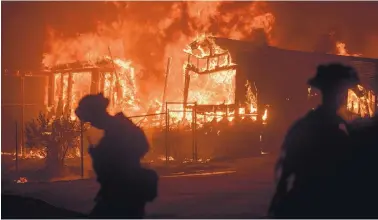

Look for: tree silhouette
[25,112,83,174]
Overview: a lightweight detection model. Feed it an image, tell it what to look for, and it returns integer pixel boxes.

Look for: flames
[44,2,275,127]
[336,41,362,57]
[347,85,376,118]
[1,148,81,160]
[16,177,28,184]
[334,41,375,118]
[40,2,374,129]
[1,150,45,159]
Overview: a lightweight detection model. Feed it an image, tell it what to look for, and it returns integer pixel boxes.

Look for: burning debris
[15,177,28,184]
[1,148,81,161]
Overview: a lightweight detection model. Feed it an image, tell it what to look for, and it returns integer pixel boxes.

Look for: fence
[2,101,267,183]
[1,74,49,154]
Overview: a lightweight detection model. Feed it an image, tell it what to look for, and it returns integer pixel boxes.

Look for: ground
[2,154,278,218]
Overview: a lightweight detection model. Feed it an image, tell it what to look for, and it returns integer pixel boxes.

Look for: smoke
[43,1,275,76]
[41,1,378,106]
[265,1,378,57]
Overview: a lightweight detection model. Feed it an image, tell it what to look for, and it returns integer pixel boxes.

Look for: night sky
[2,1,378,72]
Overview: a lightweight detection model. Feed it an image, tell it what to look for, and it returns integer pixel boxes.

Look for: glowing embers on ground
[1,148,81,161]
[1,149,46,159]
[15,177,28,184]
[163,170,236,178]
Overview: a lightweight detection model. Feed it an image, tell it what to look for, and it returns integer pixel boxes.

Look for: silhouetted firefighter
[347,113,378,218]
[268,63,361,218]
[75,93,158,219]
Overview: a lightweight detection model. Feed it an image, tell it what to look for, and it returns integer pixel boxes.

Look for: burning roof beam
[185,62,237,75]
[48,59,116,72]
[183,35,237,75]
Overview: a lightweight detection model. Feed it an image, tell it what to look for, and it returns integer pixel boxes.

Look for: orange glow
[1,148,81,160]
[42,2,274,127]
[16,177,28,184]
[336,41,362,57]
[262,109,268,121]
[347,85,376,118]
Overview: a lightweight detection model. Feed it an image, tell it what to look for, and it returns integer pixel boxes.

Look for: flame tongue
[335,41,362,57]
[43,2,277,126]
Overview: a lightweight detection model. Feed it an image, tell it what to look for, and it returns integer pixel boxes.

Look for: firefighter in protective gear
[268,63,361,218]
[75,93,158,219]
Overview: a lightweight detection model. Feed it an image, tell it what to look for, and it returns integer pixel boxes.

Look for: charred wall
[227,43,378,123]
[214,38,378,131]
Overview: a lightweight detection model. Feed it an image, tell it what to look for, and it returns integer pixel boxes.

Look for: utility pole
[15,121,19,172]
[21,75,25,156]
[161,57,172,114]
[80,121,84,178]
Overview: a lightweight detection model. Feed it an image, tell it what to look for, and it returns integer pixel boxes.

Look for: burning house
[45,35,272,124]
[4,34,376,162]
[213,37,378,125]
[41,36,268,161]
[181,35,264,123]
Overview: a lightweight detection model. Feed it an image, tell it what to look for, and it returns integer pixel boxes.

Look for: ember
[15,177,28,184]
[158,155,175,161]
[1,148,81,160]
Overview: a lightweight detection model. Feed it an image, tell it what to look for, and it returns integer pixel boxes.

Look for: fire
[246,80,258,113]
[183,34,236,106]
[262,109,268,121]
[347,84,376,118]
[42,2,274,127]
[336,41,362,57]
[16,177,28,184]
[1,147,81,160]
[21,149,46,159]
[334,42,376,118]
[158,155,175,161]
[1,149,46,160]
[48,35,266,127]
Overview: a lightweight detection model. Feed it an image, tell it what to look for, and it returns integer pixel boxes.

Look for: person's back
[75,94,158,219]
[270,107,353,218]
[269,63,361,218]
[347,115,378,218]
[89,112,156,218]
